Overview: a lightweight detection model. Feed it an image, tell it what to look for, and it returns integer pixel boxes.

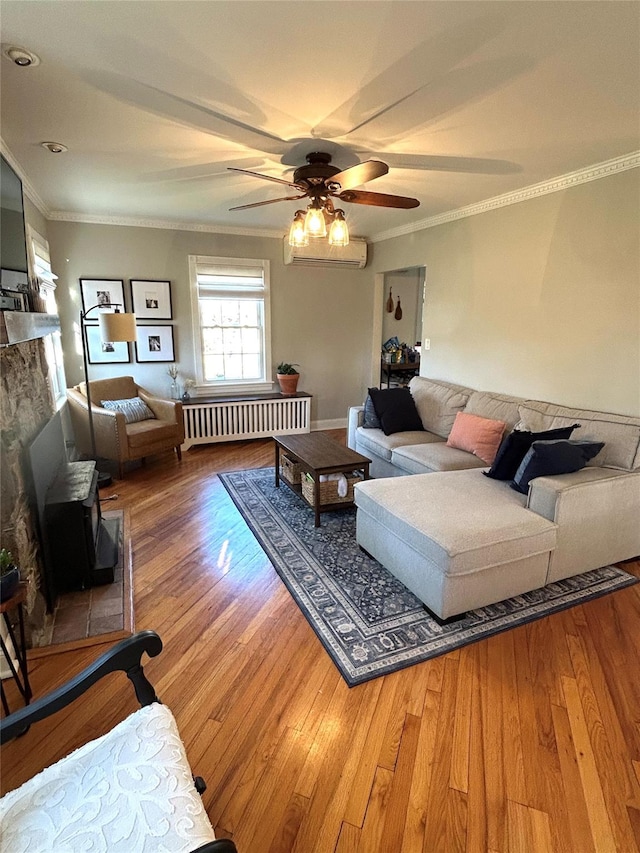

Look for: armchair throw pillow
[101,397,155,424]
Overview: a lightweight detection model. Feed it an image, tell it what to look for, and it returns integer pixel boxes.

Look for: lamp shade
[99,312,137,343]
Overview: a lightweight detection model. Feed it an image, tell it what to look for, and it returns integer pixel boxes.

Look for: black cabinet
[43,461,116,595]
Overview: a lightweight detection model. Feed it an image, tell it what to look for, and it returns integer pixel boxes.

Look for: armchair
[67,376,185,479]
[0,631,237,853]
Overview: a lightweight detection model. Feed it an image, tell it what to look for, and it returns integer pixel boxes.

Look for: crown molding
[4,137,637,244]
[47,210,284,239]
[370,151,640,244]
[0,138,51,218]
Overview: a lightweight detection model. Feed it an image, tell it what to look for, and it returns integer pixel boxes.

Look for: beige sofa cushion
[392,441,487,474]
[409,377,471,438]
[356,427,440,463]
[354,469,557,576]
[518,402,640,471]
[463,390,523,430]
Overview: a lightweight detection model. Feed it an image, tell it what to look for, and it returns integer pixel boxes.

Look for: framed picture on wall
[135,324,175,363]
[130,279,172,319]
[85,325,131,364]
[80,278,126,317]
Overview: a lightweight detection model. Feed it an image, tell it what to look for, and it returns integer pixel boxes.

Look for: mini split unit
[283,236,368,269]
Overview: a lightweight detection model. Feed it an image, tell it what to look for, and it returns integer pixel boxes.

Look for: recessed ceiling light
[2,45,40,67]
[41,142,68,154]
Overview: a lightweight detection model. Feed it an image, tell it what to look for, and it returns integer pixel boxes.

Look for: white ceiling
[1,1,638,240]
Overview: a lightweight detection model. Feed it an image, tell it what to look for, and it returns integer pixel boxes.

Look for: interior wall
[382,269,423,348]
[370,168,640,416]
[46,222,376,424]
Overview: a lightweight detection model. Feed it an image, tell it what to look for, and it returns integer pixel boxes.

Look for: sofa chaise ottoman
[350,376,640,619]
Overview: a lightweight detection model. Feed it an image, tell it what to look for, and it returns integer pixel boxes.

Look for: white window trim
[27,226,66,409]
[189,255,272,394]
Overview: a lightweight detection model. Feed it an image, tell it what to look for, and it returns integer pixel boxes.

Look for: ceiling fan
[227,151,420,212]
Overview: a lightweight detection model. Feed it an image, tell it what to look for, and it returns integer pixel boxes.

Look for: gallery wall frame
[85,325,131,364]
[130,279,172,320]
[135,324,175,363]
[80,278,126,317]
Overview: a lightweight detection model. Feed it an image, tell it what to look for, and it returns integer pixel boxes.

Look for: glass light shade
[288,212,308,247]
[328,211,349,246]
[99,311,137,342]
[304,205,327,237]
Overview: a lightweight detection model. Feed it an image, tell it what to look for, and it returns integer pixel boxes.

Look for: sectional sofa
[348,376,640,620]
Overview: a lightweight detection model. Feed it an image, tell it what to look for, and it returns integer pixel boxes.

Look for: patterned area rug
[219,468,638,686]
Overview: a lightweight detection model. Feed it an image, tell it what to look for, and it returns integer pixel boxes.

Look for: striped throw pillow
[100,397,155,424]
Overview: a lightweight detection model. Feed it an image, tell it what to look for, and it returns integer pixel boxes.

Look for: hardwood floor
[2,431,640,852]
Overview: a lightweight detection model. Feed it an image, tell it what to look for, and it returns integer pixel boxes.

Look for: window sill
[196,381,274,396]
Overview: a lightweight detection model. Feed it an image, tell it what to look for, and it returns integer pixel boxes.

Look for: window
[189,256,271,392]
[27,227,66,408]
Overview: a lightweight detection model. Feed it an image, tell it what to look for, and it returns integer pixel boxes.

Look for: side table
[1,582,32,719]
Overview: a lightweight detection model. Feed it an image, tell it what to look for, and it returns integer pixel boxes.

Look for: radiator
[182,396,311,448]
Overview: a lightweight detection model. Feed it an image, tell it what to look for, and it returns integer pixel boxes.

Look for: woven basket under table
[300,472,362,506]
[280,453,302,485]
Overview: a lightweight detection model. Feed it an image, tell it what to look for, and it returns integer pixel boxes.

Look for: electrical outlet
[423,338,431,350]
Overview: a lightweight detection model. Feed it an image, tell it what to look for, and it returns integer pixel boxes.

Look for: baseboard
[312,418,347,431]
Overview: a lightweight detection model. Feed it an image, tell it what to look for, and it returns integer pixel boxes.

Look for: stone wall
[0,338,54,642]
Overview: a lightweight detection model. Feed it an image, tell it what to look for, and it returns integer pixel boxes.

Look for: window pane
[203,354,225,381]
[242,327,261,353]
[240,302,259,325]
[225,354,244,379]
[242,354,261,378]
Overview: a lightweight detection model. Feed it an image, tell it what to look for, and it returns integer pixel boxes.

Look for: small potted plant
[276,363,300,395]
[0,548,20,603]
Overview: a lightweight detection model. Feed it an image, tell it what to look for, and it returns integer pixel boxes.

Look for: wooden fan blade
[229,195,306,211]
[337,190,420,209]
[228,167,303,190]
[328,160,389,191]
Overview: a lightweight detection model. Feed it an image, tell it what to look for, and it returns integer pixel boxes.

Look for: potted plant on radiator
[276,363,300,395]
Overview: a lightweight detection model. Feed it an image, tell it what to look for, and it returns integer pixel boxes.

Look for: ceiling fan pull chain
[387,287,394,313]
[395,297,403,320]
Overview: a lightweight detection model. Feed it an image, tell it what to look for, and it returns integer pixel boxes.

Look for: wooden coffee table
[274,433,371,527]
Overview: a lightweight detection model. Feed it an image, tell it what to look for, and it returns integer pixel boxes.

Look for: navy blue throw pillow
[368,387,424,436]
[485,424,581,481]
[511,439,605,494]
[363,390,382,429]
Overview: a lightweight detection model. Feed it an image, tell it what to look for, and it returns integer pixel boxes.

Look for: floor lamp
[80,303,137,487]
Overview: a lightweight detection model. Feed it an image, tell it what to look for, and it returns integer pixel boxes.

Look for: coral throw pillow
[446,411,506,465]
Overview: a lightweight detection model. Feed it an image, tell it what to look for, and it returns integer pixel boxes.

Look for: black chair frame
[1,630,237,853]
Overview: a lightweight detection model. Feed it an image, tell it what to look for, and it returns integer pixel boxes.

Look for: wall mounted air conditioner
[283,236,368,269]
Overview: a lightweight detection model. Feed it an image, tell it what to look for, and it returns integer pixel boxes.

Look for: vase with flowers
[167,365,180,400]
[182,378,196,402]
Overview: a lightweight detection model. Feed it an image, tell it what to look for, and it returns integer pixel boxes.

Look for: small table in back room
[380,356,420,388]
[274,432,371,527]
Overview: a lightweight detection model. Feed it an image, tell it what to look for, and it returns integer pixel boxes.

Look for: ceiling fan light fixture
[328,209,349,247]
[288,210,309,247]
[304,202,327,238]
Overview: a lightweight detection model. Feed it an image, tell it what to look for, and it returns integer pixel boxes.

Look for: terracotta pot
[277,373,299,395]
